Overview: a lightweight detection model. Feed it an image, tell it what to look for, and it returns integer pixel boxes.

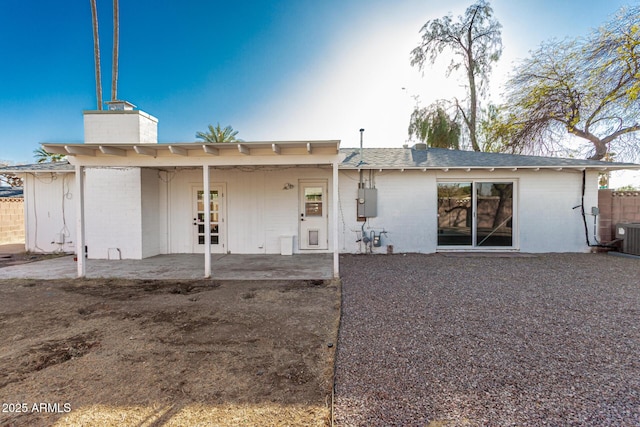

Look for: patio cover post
[75,165,86,278]
[332,160,339,278]
[203,165,212,278]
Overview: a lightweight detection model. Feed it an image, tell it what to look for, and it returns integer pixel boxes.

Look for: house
[2,103,638,278]
[336,146,631,254]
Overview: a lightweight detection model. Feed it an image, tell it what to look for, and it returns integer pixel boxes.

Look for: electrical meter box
[357,188,377,219]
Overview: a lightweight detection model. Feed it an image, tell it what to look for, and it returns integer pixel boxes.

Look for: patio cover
[42,140,341,279]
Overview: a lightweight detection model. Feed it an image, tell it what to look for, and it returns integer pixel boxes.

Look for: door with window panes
[299,180,328,250]
[192,186,225,253]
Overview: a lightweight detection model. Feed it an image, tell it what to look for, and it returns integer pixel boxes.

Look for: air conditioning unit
[615,223,640,256]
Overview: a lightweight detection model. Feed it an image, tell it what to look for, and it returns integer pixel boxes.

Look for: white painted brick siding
[164,168,332,254]
[85,168,142,259]
[338,170,437,254]
[23,166,595,257]
[141,168,161,257]
[517,170,597,252]
[24,174,76,253]
[84,111,158,144]
[338,169,594,254]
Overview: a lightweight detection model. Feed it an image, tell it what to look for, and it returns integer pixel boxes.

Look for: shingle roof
[0,160,74,173]
[340,147,640,170]
[1,150,637,172]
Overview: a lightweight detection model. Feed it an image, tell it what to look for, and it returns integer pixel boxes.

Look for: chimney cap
[105,100,136,111]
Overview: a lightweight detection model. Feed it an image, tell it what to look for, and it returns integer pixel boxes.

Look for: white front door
[192,186,226,253]
[299,180,328,250]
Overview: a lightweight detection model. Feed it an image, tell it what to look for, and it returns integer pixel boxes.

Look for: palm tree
[33,148,66,163]
[111,0,119,101]
[90,0,103,110]
[196,123,240,143]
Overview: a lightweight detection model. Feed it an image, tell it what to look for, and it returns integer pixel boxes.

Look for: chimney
[83,100,158,144]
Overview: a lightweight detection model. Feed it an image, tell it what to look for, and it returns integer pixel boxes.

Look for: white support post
[75,165,86,278]
[203,165,212,278]
[332,161,339,278]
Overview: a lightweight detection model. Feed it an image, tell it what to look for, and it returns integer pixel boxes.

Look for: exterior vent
[615,223,640,256]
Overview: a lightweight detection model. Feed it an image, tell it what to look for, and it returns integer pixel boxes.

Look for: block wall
[598,190,640,242]
[0,198,25,244]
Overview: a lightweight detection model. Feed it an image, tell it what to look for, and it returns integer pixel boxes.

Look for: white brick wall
[84,110,158,144]
[338,170,437,254]
[24,174,76,253]
[518,169,597,252]
[23,166,595,257]
[164,167,333,254]
[136,167,598,255]
[85,168,143,259]
[141,168,161,258]
[337,169,595,254]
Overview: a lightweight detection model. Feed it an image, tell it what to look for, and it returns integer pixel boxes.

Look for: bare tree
[0,162,23,187]
[411,0,502,152]
[501,6,640,161]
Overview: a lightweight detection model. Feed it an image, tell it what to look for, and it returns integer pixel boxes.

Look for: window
[196,190,220,245]
[304,187,323,216]
[438,181,514,247]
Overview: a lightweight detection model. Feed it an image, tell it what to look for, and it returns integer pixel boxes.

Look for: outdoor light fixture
[283,183,294,190]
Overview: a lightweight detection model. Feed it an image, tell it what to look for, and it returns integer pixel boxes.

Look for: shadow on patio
[0,253,334,280]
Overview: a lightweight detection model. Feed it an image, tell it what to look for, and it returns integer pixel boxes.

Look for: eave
[42,140,340,159]
[342,164,640,172]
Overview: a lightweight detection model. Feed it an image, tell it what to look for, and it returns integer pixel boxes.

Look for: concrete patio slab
[0,253,334,280]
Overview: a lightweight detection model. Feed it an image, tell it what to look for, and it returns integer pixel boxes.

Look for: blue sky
[0,0,637,174]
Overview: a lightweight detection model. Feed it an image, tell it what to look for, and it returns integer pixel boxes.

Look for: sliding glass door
[438,181,514,248]
[437,183,473,246]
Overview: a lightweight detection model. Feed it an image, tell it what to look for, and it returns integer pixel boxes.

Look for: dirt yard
[0,277,340,426]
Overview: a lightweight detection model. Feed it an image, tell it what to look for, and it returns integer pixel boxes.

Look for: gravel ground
[333,253,640,426]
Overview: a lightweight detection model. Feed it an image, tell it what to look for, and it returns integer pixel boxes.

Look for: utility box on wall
[357,188,377,220]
